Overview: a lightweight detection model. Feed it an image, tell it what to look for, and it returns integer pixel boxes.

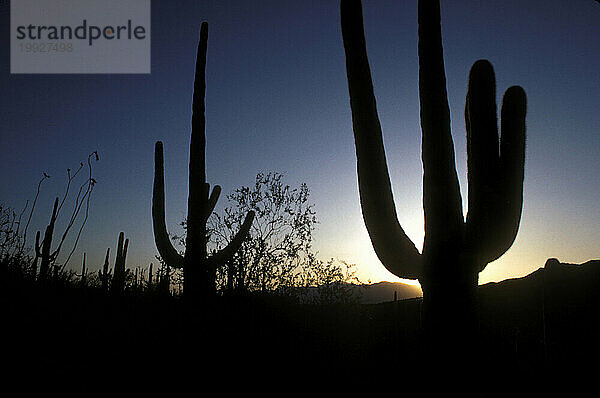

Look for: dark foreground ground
[2,260,599,394]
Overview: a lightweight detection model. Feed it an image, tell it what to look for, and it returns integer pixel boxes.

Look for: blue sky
[1,0,599,287]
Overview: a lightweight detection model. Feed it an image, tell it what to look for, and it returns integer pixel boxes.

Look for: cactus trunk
[420,257,479,352]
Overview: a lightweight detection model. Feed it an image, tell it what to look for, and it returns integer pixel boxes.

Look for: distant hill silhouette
[475,258,600,384]
[356,281,422,303]
[479,258,600,302]
[354,258,600,304]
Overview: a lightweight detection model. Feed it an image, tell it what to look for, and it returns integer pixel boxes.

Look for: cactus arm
[205,184,221,220]
[464,61,526,270]
[464,60,501,264]
[497,85,527,249]
[418,0,464,251]
[152,141,185,269]
[208,210,255,269]
[476,86,526,269]
[341,0,422,279]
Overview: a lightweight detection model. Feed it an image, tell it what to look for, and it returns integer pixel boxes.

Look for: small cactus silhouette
[110,232,129,294]
[148,262,153,288]
[98,247,112,291]
[152,22,255,300]
[80,252,87,287]
[341,0,526,350]
[35,197,59,281]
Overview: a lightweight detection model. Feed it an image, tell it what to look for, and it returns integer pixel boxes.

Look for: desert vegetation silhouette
[152,22,255,302]
[170,170,365,304]
[341,0,527,366]
[26,151,99,282]
[4,0,600,390]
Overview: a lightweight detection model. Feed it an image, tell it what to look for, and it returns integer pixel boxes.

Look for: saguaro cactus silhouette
[341,0,526,350]
[80,252,87,287]
[98,247,111,291]
[110,232,129,294]
[153,22,255,300]
[35,197,59,281]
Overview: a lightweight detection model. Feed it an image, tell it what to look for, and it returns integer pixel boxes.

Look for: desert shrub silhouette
[152,22,255,301]
[341,0,527,366]
[0,203,32,276]
[208,171,316,295]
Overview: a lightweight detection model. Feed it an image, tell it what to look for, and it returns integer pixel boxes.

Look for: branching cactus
[110,232,129,294]
[153,22,255,300]
[341,0,526,348]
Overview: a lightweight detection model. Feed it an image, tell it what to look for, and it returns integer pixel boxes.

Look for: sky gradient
[1,0,599,289]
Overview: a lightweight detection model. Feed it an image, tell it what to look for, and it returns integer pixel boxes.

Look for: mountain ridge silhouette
[348,258,600,304]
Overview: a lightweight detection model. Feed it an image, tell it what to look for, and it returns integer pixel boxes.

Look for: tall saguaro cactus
[341,0,526,351]
[153,22,255,300]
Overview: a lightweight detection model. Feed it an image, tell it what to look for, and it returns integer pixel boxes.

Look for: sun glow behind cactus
[315,196,425,288]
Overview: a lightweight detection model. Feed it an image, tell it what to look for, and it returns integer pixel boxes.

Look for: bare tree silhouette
[33,151,99,281]
[208,172,317,295]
